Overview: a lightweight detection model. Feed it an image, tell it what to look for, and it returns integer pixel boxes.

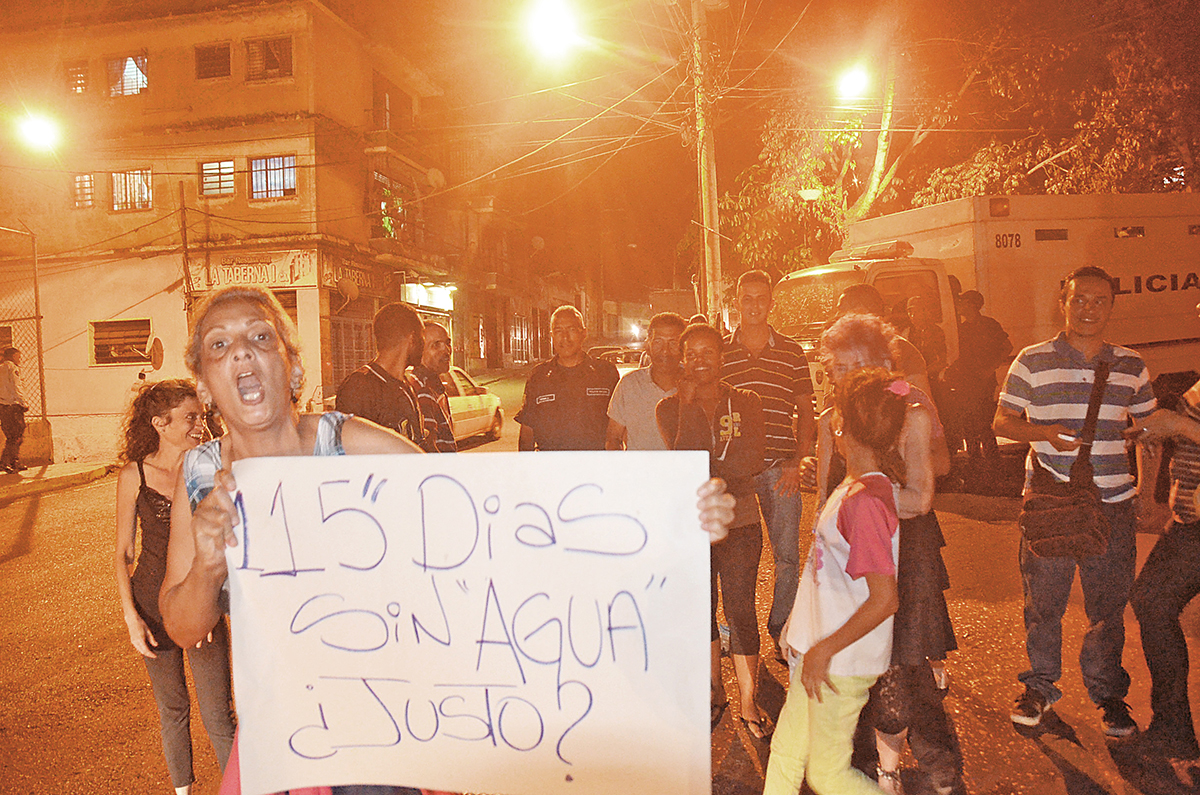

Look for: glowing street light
[16,113,61,152]
[837,65,870,100]
[526,0,583,61]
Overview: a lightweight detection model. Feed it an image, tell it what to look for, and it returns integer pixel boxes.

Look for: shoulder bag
[1018,359,1112,558]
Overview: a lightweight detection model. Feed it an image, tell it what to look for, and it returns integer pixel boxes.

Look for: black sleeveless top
[128,460,177,651]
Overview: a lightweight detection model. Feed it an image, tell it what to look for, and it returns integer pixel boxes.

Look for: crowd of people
[111,265,1200,794]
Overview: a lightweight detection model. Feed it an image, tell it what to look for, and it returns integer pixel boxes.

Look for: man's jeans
[754,465,803,642]
[1131,519,1200,757]
[1018,498,1136,706]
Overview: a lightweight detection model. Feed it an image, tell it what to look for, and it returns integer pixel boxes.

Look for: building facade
[0,0,586,461]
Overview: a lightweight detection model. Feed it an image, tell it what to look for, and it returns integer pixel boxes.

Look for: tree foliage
[719,0,1200,281]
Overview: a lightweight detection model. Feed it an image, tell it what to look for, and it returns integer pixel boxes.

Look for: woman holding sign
[160,287,736,795]
[115,379,236,795]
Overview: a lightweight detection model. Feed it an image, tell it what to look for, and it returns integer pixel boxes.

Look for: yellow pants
[763,673,885,795]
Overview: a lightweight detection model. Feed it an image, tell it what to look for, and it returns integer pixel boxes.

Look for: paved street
[1,373,1199,794]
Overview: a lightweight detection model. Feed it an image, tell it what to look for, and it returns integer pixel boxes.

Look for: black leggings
[711,522,762,656]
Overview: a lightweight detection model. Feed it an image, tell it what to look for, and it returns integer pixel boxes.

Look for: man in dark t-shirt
[516,305,618,451]
[335,303,425,446]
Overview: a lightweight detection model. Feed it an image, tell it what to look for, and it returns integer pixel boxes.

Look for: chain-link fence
[0,252,45,416]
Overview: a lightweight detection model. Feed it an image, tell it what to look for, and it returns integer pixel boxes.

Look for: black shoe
[12,463,25,471]
[1101,699,1138,737]
[1011,687,1050,727]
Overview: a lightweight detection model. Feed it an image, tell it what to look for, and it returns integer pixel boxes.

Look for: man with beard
[335,302,425,446]
[606,312,687,450]
[409,322,457,453]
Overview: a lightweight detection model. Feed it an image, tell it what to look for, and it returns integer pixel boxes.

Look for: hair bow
[886,379,911,397]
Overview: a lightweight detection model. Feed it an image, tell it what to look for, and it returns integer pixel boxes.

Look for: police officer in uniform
[517,305,618,451]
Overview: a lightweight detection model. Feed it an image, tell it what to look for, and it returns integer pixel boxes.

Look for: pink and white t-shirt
[785,472,899,678]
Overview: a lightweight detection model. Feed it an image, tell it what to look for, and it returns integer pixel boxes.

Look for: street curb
[0,463,117,503]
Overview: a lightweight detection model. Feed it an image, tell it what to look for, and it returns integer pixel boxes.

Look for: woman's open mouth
[236,372,265,404]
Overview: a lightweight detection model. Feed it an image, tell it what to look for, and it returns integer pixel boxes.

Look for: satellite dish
[427,168,446,190]
[147,337,164,371]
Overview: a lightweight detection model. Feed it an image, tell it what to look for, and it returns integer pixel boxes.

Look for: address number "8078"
[995,233,1021,248]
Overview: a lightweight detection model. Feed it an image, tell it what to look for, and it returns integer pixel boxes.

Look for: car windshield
[769,270,865,346]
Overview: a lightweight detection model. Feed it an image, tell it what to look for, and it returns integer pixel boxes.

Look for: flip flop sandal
[741,716,773,740]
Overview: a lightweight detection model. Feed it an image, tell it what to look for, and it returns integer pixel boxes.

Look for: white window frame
[246,37,293,81]
[199,160,235,197]
[250,155,296,199]
[112,169,152,211]
[107,53,148,96]
[90,318,152,366]
[195,43,232,80]
[65,60,88,94]
[73,174,95,209]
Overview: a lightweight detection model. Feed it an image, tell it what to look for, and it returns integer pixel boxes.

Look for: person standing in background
[335,303,425,446]
[607,312,686,450]
[722,271,815,652]
[0,347,28,473]
[516,305,618,451]
[409,322,456,453]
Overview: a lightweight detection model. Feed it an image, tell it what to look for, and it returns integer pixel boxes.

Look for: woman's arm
[114,464,157,658]
[799,571,898,700]
[160,469,236,648]
[814,409,834,513]
[896,405,936,519]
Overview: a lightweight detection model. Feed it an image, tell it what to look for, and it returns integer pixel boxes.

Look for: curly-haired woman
[114,379,236,794]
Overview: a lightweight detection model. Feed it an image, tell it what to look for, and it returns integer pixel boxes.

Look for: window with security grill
[92,319,151,365]
[195,43,231,80]
[112,169,152,211]
[246,38,292,81]
[107,54,148,96]
[250,155,296,199]
[73,174,95,209]
[65,60,88,94]
[200,160,235,196]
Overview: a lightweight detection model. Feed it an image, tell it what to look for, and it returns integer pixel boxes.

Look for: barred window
[65,60,88,94]
[250,155,296,199]
[112,169,152,211]
[200,160,235,196]
[107,54,148,96]
[195,43,231,80]
[73,174,95,209]
[246,38,292,81]
[91,319,151,365]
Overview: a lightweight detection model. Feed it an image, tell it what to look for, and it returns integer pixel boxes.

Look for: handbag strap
[1075,358,1111,465]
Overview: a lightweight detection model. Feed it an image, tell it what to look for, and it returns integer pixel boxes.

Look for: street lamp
[837,65,870,101]
[526,0,584,61]
[16,113,61,152]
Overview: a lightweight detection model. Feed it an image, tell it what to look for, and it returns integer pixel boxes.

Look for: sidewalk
[0,461,115,503]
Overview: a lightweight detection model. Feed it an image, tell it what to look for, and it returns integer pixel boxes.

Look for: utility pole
[178,182,195,310]
[692,0,723,324]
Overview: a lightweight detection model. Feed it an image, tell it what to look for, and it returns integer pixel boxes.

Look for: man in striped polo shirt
[723,270,816,651]
[994,266,1157,737]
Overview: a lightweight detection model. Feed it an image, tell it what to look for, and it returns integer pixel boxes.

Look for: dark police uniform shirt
[335,361,424,445]
[515,354,619,450]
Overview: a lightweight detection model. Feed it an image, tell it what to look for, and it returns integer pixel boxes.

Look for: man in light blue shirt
[606,312,687,450]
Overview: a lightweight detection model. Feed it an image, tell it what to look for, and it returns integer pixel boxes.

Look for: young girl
[114,379,235,794]
[763,367,907,795]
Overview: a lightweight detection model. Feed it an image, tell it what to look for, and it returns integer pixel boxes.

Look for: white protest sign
[225,450,712,795]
